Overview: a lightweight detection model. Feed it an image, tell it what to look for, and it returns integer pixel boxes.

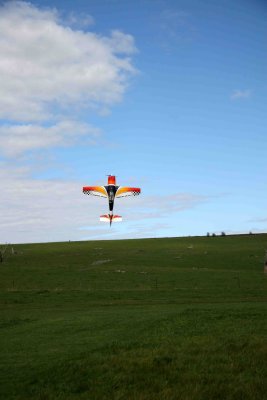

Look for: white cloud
[0,1,137,158]
[0,167,103,243]
[231,89,251,100]
[0,120,101,156]
[0,1,137,123]
[0,167,208,244]
[114,192,207,220]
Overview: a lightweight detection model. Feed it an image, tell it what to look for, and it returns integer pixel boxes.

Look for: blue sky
[0,0,266,243]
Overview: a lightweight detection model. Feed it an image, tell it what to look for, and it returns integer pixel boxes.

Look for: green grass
[0,234,267,399]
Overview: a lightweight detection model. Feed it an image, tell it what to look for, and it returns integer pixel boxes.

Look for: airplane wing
[83,186,108,198]
[115,187,141,198]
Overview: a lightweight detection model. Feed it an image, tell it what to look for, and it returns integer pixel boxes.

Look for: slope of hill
[1,234,267,399]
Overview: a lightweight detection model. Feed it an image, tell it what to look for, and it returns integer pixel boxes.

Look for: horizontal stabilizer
[112,215,122,222]
[100,215,110,222]
[100,214,122,223]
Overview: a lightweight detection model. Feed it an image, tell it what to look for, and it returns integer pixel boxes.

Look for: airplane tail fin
[100,214,122,226]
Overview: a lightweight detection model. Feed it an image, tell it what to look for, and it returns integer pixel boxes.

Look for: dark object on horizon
[221,232,226,236]
[264,250,267,274]
[206,232,210,237]
[212,233,216,237]
[0,244,9,263]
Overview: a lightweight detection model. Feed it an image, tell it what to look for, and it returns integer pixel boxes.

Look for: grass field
[0,234,267,399]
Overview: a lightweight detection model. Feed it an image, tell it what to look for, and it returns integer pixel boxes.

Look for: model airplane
[83,175,141,226]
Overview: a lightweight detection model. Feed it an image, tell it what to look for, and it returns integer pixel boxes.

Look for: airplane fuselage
[105,185,118,213]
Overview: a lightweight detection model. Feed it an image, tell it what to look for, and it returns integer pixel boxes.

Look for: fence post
[264,250,267,274]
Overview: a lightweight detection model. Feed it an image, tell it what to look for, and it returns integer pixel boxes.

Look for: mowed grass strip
[0,234,267,399]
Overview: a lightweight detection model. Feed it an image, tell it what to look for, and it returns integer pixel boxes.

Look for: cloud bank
[0,2,208,244]
[0,121,101,156]
[0,1,137,155]
[0,167,207,243]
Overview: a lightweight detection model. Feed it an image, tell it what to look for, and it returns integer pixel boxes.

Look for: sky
[0,0,266,243]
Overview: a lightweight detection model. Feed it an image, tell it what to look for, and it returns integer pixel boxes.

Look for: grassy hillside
[0,234,267,399]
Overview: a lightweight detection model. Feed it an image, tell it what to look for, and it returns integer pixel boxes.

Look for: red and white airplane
[83,175,141,226]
